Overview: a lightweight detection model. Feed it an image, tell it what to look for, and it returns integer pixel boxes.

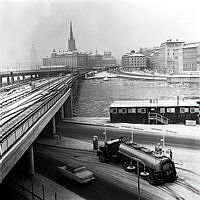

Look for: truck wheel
[148,175,156,185]
[122,161,132,172]
[99,153,106,163]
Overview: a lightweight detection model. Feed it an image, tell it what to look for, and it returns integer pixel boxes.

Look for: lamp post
[127,156,149,200]
[103,124,107,142]
[131,130,134,143]
[161,130,165,151]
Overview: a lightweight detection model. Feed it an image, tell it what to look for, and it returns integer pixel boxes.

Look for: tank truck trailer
[97,136,177,185]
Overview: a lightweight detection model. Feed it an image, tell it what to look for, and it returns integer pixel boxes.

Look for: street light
[131,130,134,143]
[127,157,149,200]
[103,124,107,142]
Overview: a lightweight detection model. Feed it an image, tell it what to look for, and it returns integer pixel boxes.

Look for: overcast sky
[1,0,200,68]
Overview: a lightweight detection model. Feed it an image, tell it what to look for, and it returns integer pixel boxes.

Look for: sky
[1,0,200,69]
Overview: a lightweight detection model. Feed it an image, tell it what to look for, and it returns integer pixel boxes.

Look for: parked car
[57,164,95,184]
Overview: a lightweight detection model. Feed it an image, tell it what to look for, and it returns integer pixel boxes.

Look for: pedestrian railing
[148,113,169,125]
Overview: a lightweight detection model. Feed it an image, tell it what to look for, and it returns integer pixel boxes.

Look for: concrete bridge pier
[27,145,35,176]
[63,92,73,118]
[52,116,57,137]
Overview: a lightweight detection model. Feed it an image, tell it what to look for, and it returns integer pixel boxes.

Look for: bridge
[0,65,119,87]
[0,73,82,183]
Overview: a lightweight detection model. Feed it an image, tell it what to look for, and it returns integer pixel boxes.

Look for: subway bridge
[0,72,82,183]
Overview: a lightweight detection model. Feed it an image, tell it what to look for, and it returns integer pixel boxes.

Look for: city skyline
[1,0,200,69]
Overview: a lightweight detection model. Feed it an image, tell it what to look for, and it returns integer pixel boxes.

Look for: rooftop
[110,100,199,108]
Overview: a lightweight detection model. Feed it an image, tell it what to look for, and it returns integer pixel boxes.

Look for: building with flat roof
[109,99,199,124]
[158,39,185,73]
[122,51,147,71]
[103,51,116,68]
[174,42,200,74]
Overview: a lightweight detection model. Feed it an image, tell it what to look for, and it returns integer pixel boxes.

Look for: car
[57,164,95,184]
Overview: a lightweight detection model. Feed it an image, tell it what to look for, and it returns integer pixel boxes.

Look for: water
[76,78,200,117]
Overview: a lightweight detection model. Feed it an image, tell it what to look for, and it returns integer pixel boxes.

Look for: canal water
[76,77,200,117]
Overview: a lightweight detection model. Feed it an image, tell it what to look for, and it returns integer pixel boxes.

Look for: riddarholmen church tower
[68,21,77,51]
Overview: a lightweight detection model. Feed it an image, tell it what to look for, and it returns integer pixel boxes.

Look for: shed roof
[109,100,199,108]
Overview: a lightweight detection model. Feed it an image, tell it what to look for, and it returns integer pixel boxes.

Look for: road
[34,144,147,200]
[33,121,200,200]
[56,122,200,149]
[34,143,174,200]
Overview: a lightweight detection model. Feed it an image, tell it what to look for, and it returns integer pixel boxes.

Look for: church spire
[69,20,73,40]
[68,20,77,51]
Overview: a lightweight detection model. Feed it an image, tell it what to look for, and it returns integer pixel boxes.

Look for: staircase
[148,113,169,125]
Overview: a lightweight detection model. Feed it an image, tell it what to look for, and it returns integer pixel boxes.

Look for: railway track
[1,76,72,127]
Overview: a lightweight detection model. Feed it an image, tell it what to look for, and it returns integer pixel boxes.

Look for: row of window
[110,107,199,114]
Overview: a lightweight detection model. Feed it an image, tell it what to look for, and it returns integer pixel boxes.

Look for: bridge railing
[0,76,74,157]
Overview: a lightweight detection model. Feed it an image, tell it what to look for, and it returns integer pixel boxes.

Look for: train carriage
[109,99,199,124]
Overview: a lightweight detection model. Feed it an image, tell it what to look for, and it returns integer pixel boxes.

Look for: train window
[160,108,165,113]
[167,107,175,113]
[138,108,146,113]
[110,108,117,114]
[128,108,136,113]
[118,108,127,114]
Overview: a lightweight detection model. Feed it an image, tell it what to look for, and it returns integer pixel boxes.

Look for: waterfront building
[87,51,103,69]
[43,21,87,69]
[121,50,147,71]
[139,47,155,70]
[158,39,185,73]
[102,51,116,68]
[43,49,87,69]
[151,47,160,72]
[173,42,200,74]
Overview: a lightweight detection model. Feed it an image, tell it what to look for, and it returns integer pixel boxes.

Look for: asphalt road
[34,121,200,200]
[56,122,200,149]
[34,144,146,200]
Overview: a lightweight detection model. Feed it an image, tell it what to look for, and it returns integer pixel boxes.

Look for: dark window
[138,108,146,113]
[110,108,117,114]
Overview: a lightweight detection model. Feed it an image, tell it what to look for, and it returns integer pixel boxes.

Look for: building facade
[87,52,103,69]
[102,51,116,67]
[174,43,200,74]
[158,39,185,73]
[43,21,87,69]
[121,51,147,71]
[43,21,117,70]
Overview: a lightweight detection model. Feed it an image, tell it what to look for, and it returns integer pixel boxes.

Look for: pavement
[62,117,200,139]
[10,172,85,200]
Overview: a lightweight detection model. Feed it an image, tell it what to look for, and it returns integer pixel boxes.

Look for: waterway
[76,77,200,117]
